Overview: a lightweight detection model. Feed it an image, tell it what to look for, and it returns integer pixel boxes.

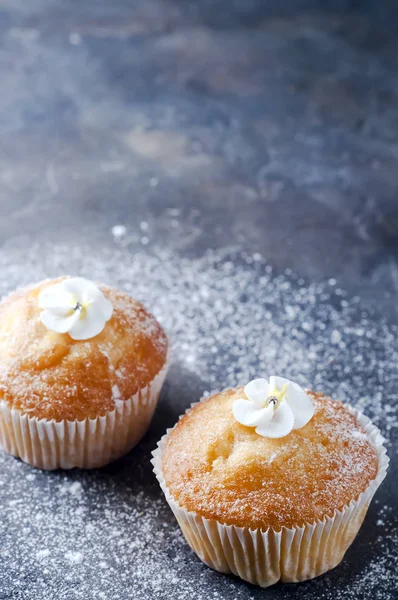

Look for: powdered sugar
[65,550,84,564]
[0,237,396,599]
[59,481,83,497]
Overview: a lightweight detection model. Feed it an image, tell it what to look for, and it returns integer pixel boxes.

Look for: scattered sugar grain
[65,551,84,564]
[111,225,127,240]
[59,481,83,497]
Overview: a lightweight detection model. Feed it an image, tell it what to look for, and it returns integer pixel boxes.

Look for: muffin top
[0,277,168,421]
[162,387,378,530]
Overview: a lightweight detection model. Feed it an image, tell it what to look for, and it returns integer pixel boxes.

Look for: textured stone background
[0,0,397,598]
[1,0,398,305]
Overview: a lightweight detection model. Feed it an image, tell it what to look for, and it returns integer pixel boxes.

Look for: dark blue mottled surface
[1,0,398,304]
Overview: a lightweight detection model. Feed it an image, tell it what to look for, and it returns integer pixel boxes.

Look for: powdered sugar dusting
[0,238,396,599]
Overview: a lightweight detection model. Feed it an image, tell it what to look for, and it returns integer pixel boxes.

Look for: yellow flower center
[266,383,288,410]
[68,295,93,319]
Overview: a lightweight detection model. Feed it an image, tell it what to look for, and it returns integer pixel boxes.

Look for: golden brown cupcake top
[162,388,378,530]
[0,278,168,421]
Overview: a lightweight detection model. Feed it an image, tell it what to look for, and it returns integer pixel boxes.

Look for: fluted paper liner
[0,356,170,470]
[152,403,389,587]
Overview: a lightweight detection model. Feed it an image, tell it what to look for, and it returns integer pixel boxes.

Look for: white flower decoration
[232,376,314,439]
[38,277,113,340]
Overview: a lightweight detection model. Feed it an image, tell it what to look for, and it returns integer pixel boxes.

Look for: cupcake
[0,276,169,469]
[152,376,388,587]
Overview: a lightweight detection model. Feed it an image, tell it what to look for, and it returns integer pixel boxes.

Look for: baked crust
[162,388,378,530]
[0,278,168,421]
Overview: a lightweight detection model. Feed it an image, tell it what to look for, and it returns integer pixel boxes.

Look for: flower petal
[38,283,74,315]
[62,277,94,297]
[68,303,106,340]
[40,309,80,334]
[95,294,113,321]
[233,398,275,428]
[269,375,293,392]
[234,398,275,426]
[285,385,315,430]
[232,399,260,427]
[244,378,269,407]
[255,401,294,439]
[250,404,274,425]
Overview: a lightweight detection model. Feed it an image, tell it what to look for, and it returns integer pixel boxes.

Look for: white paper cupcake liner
[152,402,389,587]
[0,355,170,470]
